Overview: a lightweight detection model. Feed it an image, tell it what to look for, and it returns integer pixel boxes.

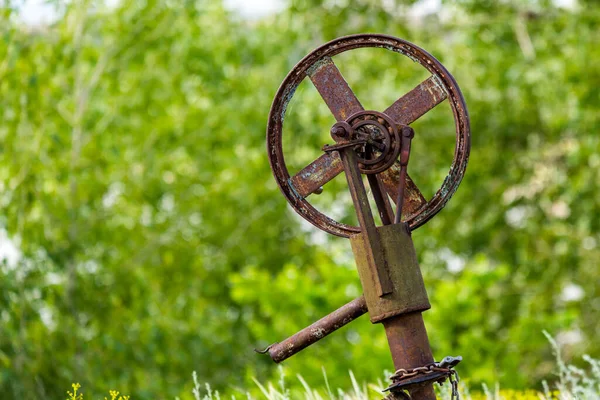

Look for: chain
[448,368,460,400]
[385,356,462,400]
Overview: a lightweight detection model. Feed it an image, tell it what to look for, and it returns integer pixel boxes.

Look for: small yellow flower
[69,383,131,400]
[102,388,131,400]
[67,382,83,400]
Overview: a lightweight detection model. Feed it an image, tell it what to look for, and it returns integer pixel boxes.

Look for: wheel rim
[266,33,470,238]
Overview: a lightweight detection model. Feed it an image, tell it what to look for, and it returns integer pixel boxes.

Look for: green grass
[65,334,599,399]
[187,333,600,400]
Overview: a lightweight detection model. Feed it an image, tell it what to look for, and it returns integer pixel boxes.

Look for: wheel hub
[330,110,402,175]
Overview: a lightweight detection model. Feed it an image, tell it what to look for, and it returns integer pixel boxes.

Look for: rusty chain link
[384,356,462,400]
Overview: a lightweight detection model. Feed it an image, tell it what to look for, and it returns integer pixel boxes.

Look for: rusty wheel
[266,34,470,238]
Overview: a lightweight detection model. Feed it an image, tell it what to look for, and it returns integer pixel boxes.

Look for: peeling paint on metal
[306,57,332,77]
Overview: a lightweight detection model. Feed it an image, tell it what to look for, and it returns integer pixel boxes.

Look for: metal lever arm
[256,296,367,363]
[394,126,415,224]
[322,139,367,152]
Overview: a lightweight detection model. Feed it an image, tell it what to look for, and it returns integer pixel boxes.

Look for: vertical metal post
[339,145,437,399]
[383,313,437,399]
[368,163,437,399]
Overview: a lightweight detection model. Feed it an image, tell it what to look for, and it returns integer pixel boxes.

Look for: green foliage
[0,1,598,399]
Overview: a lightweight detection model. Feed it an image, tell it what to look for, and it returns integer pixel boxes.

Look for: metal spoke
[384,76,447,125]
[377,76,446,217]
[289,152,343,198]
[367,174,395,225]
[308,57,364,121]
[295,76,444,206]
[379,163,427,218]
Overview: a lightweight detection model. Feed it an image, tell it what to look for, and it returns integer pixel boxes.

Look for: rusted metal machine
[258,34,471,399]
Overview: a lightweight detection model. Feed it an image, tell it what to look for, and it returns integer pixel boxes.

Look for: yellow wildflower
[67,383,83,400]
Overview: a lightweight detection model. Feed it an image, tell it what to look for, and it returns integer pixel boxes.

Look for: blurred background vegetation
[0,0,598,399]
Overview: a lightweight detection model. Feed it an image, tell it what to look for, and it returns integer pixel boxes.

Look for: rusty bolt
[401,125,415,139]
[331,125,347,138]
[330,121,353,141]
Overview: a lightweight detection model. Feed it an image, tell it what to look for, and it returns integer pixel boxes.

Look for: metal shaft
[265,296,368,363]
[393,166,408,224]
[339,147,393,296]
[340,140,436,398]
[394,126,415,224]
[383,312,437,399]
[367,172,395,225]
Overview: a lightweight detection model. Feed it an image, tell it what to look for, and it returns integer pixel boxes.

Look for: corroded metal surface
[341,110,402,175]
[289,151,422,203]
[367,173,394,225]
[266,33,470,237]
[340,148,393,296]
[385,357,462,395]
[290,152,343,198]
[264,296,368,363]
[262,35,470,400]
[350,223,430,324]
[383,313,437,400]
[380,164,427,216]
[309,57,364,121]
[393,126,415,224]
[383,76,447,125]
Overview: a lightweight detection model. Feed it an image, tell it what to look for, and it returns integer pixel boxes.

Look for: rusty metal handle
[256,296,367,363]
[394,126,415,224]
